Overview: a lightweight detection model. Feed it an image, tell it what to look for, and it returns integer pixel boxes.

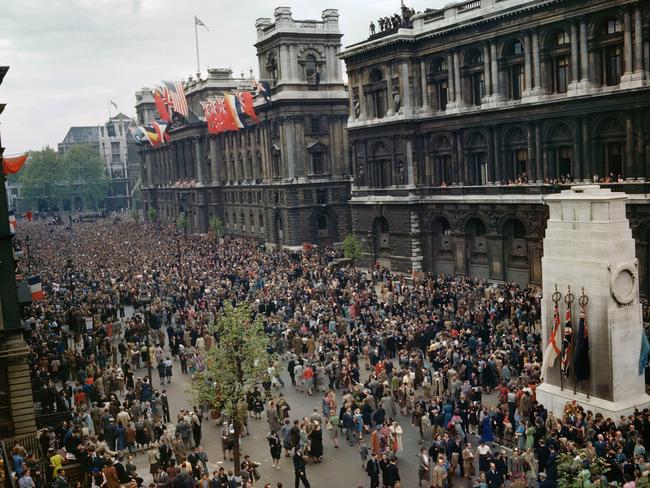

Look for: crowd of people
[7,216,650,488]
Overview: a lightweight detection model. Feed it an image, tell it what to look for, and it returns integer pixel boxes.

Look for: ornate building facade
[138,7,351,247]
[340,0,650,292]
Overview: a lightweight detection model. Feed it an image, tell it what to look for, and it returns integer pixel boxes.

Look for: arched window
[267,55,278,82]
[305,54,317,83]
[429,57,449,111]
[466,49,483,65]
[605,18,623,35]
[366,68,387,118]
[596,17,625,86]
[502,39,525,99]
[556,30,570,46]
[463,48,485,106]
[512,41,524,55]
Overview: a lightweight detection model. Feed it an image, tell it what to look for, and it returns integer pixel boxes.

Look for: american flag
[163,81,189,118]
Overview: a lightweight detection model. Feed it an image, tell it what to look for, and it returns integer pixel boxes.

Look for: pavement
[120,310,491,488]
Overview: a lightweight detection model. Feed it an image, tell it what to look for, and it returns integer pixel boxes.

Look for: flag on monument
[2,153,28,175]
[560,304,573,378]
[8,209,17,234]
[541,302,562,378]
[640,332,650,375]
[574,305,590,382]
[28,275,45,300]
[235,90,259,122]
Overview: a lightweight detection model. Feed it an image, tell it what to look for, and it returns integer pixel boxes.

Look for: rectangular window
[556,56,568,93]
[112,153,121,163]
[436,80,448,111]
[311,153,325,175]
[310,117,320,133]
[316,190,327,204]
[510,65,523,99]
[605,47,622,86]
[111,142,120,150]
[471,73,484,105]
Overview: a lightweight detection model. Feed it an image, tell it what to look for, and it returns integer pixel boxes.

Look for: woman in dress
[267,431,282,470]
[308,421,323,462]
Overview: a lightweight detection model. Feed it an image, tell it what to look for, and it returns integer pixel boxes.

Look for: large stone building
[58,114,139,210]
[340,0,650,292]
[138,7,351,247]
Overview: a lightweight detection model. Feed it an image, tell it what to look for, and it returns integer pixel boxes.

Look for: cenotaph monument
[536,185,650,418]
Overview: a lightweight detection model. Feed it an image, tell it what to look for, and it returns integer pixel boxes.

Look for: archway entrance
[464,218,488,278]
[502,218,529,284]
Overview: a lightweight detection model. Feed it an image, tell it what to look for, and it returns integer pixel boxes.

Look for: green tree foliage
[190,302,272,475]
[147,207,158,223]
[176,213,189,233]
[209,216,223,239]
[342,233,362,266]
[20,148,65,208]
[556,449,610,488]
[62,144,108,209]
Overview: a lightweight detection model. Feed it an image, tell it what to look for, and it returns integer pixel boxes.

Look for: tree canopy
[342,233,363,265]
[190,301,272,475]
[19,146,108,211]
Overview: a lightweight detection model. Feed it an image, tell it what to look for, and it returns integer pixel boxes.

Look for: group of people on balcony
[368,5,416,36]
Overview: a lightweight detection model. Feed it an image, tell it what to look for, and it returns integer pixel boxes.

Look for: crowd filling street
[8,216,650,488]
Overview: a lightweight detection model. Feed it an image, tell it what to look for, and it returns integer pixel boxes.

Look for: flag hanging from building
[8,209,17,234]
[235,90,259,122]
[130,126,150,145]
[574,304,590,382]
[541,302,562,379]
[560,303,573,378]
[152,121,170,143]
[2,153,29,175]
[163,81,189,118]
[153,87,171,122]
[195,15,209,30]
[215,96,238,132]
[253,80,272,104]
[224,93,245,129]
[201,99,221,134]
[28,276,45,300]
[143,125,162,146]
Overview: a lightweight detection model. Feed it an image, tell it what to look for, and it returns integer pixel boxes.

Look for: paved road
[121,306,487,488]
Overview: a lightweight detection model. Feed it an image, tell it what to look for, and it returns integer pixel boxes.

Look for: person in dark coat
[293,449,310,488]
[366,452,381,488]
[383,457,400,488]
[268,431,282,470]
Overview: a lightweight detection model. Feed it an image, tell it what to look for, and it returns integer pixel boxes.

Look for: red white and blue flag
[28,275,45,300]
[541,302,562,379]
[235,90,259,122]
[224,93,245,129]
[8,209,17,234]
[253,80,272,104]
[153,87,171,122]
[163,81,189,118]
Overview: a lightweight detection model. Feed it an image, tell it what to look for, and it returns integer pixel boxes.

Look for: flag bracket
[578,287,590,398]
[552,285,561,304]
[565,285,574,305]
[578,287,589,306]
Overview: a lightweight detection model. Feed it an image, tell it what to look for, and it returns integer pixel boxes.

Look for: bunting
[2,153,28,175]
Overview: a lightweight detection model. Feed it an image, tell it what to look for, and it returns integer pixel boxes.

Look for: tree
[176,213,189,234]
[209,216,223,239]
[131,209,141,224]
[342,233,362,266]
[62,144,108,210]
[147,207,158,223]
[190,302,271,476]
[20,148,66,210]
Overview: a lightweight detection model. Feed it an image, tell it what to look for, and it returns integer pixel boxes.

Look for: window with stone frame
[305,54,318,83]
[317,214,329,237]
[311,152,326,175]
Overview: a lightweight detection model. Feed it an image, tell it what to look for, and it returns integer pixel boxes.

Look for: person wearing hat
[383,457,400,488]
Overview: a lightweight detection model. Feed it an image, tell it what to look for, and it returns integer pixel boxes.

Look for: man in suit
[292,448,310,488]
[486,462,501,488]
[53,468,68,488]
[366,452,380,488]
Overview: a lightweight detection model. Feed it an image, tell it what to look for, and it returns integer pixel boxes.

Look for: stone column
[348,72,356,121]
[400,58,412,113]
[493,126,502,184]
[405,138,414,186]
[456,133,465,185]
[450,132,459,185]
[523,30,533,94]
[209,137,218,183]
[625,113,635,180]
[280,44,290,83]
[448,51,456,102]
[420,59,430,112]
[579,18,590,84]
[487,127,495,183]
[289,44,298,82]
[386,63,395,115]
[490,41,500,99]
[453,50,462,104]
[194,137,204,185]
[358,71,367,120]
[634,5,645,79]
[582,117,592,182]
[570,20,580,84]
[527,124,535,181]
[483,42,492,97]
[532,28,542,93]
[535,123,543,183]
[624,8,634,76]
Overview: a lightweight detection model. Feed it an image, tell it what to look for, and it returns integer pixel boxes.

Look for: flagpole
[195,17,201,79]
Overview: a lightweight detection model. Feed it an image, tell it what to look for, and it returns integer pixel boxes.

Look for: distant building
[138,7,351,246]
[58,114,139,210]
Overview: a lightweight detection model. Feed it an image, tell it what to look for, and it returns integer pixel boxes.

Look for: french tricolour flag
[28,276,45,300]
[8,210,17,234]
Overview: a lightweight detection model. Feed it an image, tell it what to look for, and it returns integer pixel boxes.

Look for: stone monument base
[536,382,650,419]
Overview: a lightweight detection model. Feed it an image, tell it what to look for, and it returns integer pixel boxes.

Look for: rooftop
[255,7,340,44]
[59,126,99,145]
